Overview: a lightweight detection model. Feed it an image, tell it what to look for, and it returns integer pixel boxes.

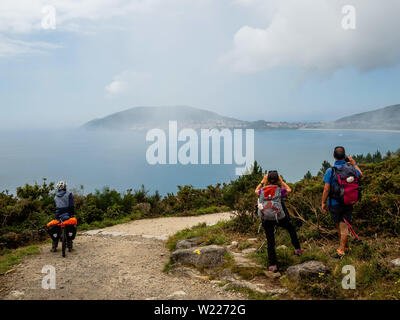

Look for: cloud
[0,35,62,57]
[0,0,176,57]
[222,0,400,74]
[105,71,151,98]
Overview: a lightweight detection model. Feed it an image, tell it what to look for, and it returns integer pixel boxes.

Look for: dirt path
[0,212,245,300]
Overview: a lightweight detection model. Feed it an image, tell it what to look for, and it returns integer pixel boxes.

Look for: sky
[1,0,400,129]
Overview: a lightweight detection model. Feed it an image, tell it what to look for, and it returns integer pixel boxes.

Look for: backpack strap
[328,167,336,207]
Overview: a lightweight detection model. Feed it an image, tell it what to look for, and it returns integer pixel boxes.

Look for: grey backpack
[257,185,285,222]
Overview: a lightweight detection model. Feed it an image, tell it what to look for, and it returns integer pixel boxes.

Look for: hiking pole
[343,218,362,243]
[257,240,266,252]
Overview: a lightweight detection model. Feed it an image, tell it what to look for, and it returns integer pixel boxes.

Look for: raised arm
[279,175,292,193]
[255,174,268,195]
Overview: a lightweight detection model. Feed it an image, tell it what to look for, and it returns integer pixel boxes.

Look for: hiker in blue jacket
[322,146,362,259]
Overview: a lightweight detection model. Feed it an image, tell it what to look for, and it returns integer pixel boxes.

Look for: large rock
[390,258,400,268]
[171,245,227,268]
[176,237,202,249]
[286,260,327,281]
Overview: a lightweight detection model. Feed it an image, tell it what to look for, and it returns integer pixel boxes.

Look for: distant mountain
[329,104,400,130]
[83,104,400,132]
[82,106,301,131]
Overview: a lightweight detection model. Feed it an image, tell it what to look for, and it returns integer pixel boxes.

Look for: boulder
[171,245,227,268]
[286,260,327,281]
[390,258,400,268]
[176,237,202,249]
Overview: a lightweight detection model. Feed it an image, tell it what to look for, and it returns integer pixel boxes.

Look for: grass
[166,220,233,251]
[0,245,40,275]
[166,216,400,300]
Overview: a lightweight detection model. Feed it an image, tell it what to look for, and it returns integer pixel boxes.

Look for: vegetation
[165,149,400,300]
[0,245,40,275]
[1,148,400,299]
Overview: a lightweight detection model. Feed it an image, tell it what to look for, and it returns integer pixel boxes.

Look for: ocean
[0,128,399,195]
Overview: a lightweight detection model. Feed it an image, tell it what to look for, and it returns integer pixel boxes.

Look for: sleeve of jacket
[69,192,75,216]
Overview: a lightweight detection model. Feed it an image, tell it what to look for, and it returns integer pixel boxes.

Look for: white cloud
[105,71,151,98]
[0,35,62,57]
[222,0,400,74]
[0,0,179,57]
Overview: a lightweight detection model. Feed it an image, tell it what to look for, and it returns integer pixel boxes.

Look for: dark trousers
[262,214,301,266]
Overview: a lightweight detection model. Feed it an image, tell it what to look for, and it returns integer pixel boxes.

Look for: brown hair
[268,171,279,185]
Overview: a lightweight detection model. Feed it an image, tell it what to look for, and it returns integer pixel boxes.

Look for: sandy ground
[0,212,243,300]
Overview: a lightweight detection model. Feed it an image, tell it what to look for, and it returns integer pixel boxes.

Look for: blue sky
[1,0,400,129]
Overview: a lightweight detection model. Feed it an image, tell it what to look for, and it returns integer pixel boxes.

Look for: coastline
[299,128,400,133]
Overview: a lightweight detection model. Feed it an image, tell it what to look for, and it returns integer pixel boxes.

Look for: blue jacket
[55,190,75,220]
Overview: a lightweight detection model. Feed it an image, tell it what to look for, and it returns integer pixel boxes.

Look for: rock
[171,245,227,268]
[223,281,266,294]
[227,241,238,249]
[217,269,235,282]
[247,238,258,242]
[266,288,288,296]
[286,260,327,281]
[242,248,257,254]
[169,290,187,297]
[230,252,263,269]
[176,237,202,249]
[390,258,400,268]
[277,245,288,250]
[84,230,101,236]
[263,270,281,279]
[9,290,25,299]
[170,267,209,281]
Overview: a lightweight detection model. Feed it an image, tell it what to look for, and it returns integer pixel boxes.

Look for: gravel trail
[0,212,243,300]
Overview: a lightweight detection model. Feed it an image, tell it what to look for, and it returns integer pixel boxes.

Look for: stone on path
[390,258,400,268]
[171,245,227,268]
[286,260,327,281]
[176,237,202,249]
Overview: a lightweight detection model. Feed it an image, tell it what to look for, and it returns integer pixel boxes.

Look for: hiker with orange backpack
[322,146,362,259]
[255,171,303,273]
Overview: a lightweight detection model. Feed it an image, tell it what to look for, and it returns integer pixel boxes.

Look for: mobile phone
[345,157,350,163]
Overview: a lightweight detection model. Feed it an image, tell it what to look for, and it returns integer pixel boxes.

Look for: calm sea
[0,128,399,195]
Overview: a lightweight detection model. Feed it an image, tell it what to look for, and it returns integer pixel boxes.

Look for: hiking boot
[269,265,278,273]
[331,249,345,259]
[294,249,304,256]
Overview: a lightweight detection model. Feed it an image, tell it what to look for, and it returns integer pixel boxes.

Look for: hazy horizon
[1,1,400,129]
